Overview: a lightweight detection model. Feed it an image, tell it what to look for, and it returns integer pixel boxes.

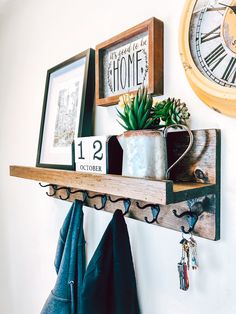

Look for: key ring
[181,232,192,241]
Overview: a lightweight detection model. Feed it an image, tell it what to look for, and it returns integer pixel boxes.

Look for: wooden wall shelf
[9,129,221,241]
[10,166,217,206]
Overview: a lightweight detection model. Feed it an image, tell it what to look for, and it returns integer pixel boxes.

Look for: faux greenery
[151,97,191,128]
[117,88,190,131]
[116,88,153,131]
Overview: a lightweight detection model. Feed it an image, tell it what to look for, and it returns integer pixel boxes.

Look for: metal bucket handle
[163,124,194,179]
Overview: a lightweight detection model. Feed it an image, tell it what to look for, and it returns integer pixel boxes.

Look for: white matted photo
[36,49,95,170]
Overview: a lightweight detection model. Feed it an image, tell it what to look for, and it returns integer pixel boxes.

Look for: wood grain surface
[49,186,218,240]
[9,128,221,240]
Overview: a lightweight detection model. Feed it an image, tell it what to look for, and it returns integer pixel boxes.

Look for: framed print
[36,48,95,170]
[95,17,164,106]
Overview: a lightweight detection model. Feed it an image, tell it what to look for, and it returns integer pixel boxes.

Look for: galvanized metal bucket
[117,124,193,180]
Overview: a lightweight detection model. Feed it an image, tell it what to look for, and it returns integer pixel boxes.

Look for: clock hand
[219,3,236,14]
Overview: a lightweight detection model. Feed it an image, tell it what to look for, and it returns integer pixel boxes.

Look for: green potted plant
[116,88,193,180]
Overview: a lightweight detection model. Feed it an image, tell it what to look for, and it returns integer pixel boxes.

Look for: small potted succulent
[116,88,193,180]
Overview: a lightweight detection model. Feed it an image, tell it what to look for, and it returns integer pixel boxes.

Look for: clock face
[189,0,236,88]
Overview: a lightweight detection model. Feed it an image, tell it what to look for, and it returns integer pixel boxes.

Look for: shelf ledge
[10,165,216,205]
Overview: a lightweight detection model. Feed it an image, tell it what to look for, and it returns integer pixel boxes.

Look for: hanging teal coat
[41,200,85,314]
[41,200,140,314]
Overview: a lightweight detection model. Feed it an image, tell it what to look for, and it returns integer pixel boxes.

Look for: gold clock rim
[179,0,236,118]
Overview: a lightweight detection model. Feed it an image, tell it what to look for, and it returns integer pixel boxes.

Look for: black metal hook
[172,209,199,234]
[58,187,72,200]
[69,189,88,202]
[39,183,58,197]
[39,184,88,202]
[136,202,160,224]
[108,196,131,215]
[95,194,107,210]
[86,193,108,210]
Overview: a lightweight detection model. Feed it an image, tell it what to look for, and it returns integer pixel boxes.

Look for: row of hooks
[39,183,200,234]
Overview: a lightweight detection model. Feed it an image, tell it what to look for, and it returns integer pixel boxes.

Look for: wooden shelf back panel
[167,129,220,184]
[51,187,219,241]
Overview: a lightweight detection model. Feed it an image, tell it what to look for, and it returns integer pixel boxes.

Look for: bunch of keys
[178,234,199,291]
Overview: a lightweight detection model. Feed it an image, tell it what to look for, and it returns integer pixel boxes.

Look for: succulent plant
[116,88,153,130]
[151,98,190,127]
[117,90,191,131]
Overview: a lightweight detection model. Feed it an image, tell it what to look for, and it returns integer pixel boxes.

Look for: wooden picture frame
[95,17,164,106]
[36,48,95,170]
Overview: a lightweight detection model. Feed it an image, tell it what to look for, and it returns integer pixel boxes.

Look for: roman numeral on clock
[206,6,226,15]
[221,57,236,83]
[204,44,227,71]
[201,25,221,43]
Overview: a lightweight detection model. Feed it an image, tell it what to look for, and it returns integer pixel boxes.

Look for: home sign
[103,32,149,97]
[96,17,164,106]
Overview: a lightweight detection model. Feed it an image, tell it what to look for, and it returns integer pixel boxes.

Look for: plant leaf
[128,110,137,130]
[144,94,152,112]
[117,120,130,131]
[139,109,150,129]
[116,108,127,121]
[134,94,139,114]
[143,119,153,129]
[116,108,132,129]
[137,100,145,125]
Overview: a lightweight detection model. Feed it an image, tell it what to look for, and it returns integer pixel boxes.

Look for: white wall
[0,0,236,313]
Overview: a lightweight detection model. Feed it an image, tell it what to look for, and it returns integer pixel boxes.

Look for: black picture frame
[36,48,95,170]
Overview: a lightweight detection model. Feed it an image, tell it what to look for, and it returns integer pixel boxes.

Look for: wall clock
[179,0,236,117]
